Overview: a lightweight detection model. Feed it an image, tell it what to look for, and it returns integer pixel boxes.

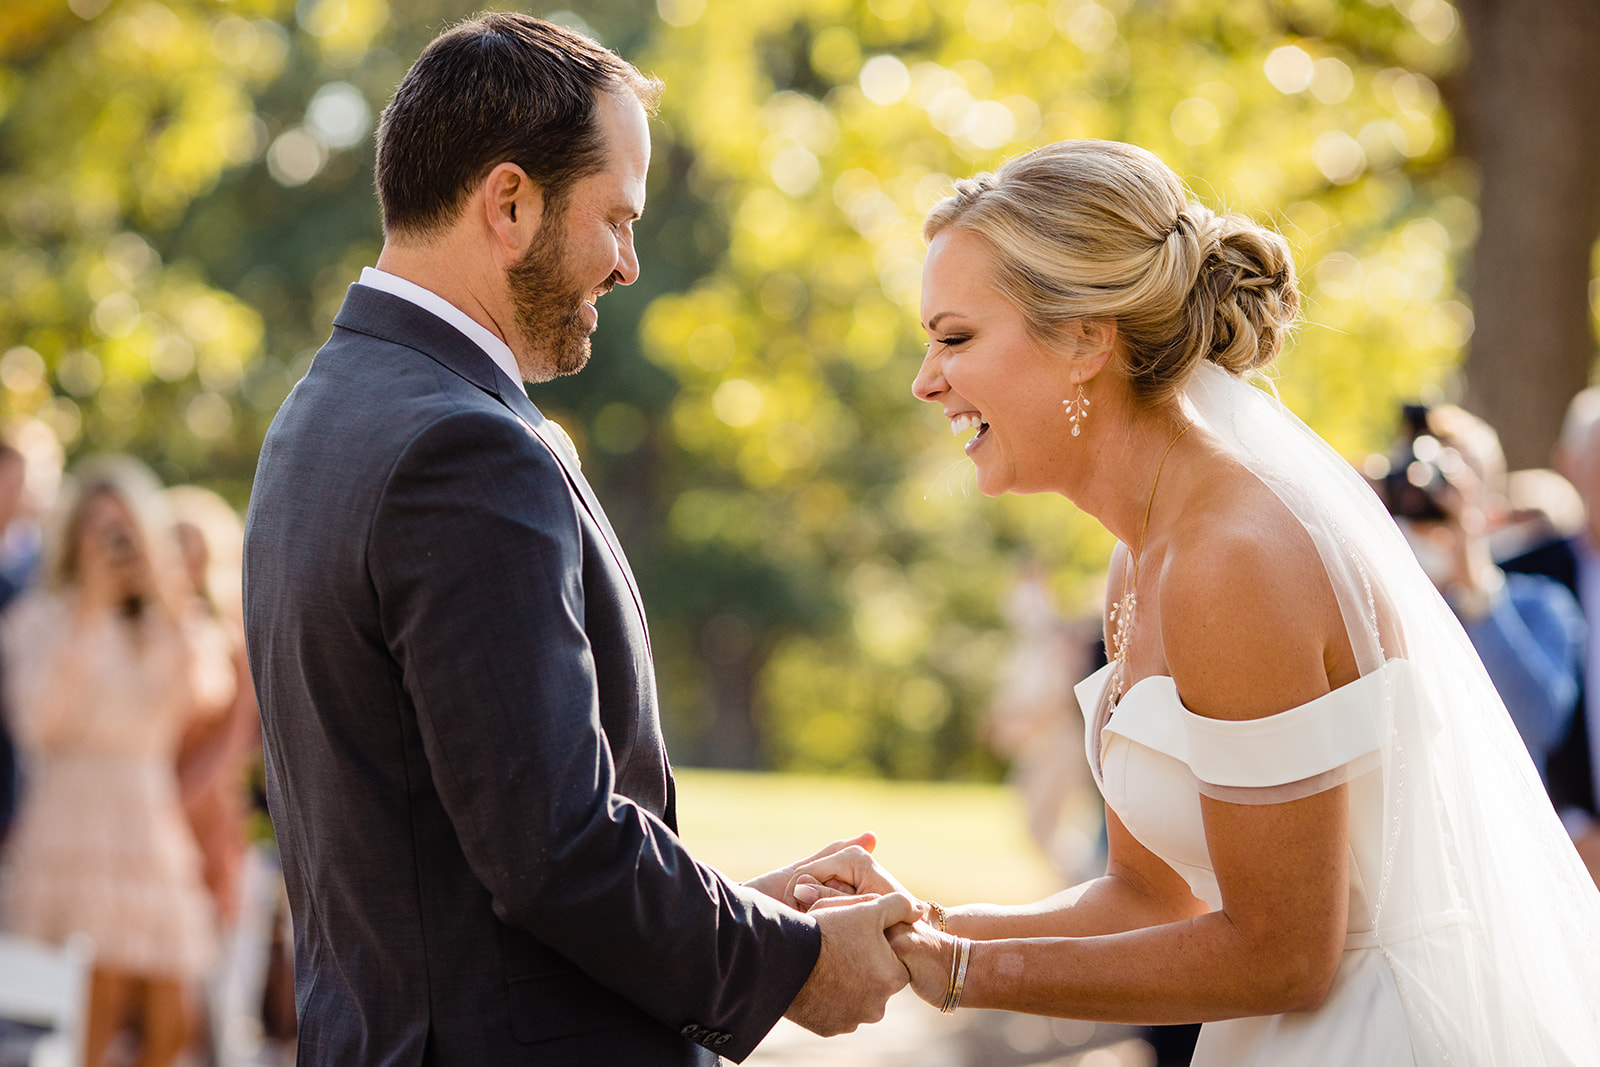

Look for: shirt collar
[358,267,525,396]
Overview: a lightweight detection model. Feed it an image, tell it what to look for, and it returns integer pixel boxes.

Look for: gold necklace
[1108,421,1193,706]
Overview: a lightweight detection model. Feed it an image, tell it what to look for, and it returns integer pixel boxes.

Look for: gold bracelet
[925,900,948,932]
[939,936,972,1014]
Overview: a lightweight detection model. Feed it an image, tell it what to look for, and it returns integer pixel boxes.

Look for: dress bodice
[1074,659,1434,939]
[1072,659,1492,1065]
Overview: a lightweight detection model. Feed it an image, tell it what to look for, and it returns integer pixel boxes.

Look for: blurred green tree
[6,0,1594,782]
[637,0,1476,775]
[0,0,291,494]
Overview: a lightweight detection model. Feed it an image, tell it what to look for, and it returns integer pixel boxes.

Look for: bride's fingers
[792,880,856,910]
[792,845,903,900]
[795,831,877,866]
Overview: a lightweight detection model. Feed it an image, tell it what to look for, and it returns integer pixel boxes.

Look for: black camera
[1369,403,1453,522]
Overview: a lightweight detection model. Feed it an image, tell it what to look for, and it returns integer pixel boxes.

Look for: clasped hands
[747,833,961,1036]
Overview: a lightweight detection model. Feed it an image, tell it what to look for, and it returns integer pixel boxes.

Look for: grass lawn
[672,769,1070,906]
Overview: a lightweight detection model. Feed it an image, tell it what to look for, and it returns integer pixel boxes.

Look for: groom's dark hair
[374,12,660,237]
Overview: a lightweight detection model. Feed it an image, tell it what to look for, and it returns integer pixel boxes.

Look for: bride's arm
[895,783,1349,1022]
[945,540,1204,941]
[793,542,1204,939]
[943,806,1207,939]
[894,521,1353,1022]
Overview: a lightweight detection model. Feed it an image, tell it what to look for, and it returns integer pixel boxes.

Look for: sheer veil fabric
[1179,361,1600,1063]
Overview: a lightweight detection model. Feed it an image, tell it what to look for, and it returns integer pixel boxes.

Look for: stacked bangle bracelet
[940,936,972,1014]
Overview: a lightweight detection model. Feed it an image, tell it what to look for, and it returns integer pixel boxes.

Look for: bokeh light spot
[1264,45,1314,94]
[860,55,912,106]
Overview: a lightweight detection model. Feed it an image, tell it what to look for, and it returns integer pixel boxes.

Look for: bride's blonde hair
[923,140,1301,405]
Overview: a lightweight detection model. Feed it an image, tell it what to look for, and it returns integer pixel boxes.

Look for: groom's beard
[508,214,590,384]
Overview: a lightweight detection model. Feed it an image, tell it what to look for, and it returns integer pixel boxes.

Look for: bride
[791,140,1600,1064]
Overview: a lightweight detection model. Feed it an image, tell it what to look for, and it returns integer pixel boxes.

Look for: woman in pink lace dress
[0,456,234,1067]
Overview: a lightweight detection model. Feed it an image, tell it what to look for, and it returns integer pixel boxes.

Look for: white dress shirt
[358,267,524,395]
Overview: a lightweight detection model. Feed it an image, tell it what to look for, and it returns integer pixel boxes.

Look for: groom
[243,13,911,1065]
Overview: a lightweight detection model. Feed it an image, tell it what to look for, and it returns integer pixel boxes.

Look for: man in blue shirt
[1383,405,1585,778]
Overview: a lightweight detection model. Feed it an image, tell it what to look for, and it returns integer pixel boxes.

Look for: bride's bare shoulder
[1157,465,1344,721]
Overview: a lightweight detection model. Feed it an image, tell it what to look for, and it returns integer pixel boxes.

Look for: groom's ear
[480,162,545,262]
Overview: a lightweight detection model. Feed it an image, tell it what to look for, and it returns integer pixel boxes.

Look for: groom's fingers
[870,891,919,929]
[803,889,918,923]
[785,891,913,1035]
[803,890,877,911]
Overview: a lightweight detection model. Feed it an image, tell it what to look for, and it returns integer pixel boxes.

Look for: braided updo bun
[923,140,1300,405]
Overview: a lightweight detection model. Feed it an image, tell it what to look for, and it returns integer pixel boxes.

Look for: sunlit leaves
[294,0,388,67]
[0,0,290,464]
[640,0,1469,775]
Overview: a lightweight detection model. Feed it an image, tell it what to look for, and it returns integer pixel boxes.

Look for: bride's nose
[912,347,945,403]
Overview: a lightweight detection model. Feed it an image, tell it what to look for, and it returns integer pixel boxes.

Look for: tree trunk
[697,616,760,768]
[1456,0,1600,469]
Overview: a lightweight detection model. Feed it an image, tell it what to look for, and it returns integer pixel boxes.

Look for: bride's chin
[971,465,1009,497]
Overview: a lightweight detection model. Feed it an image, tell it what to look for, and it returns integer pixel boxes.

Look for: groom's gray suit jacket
[243,284,820,1065]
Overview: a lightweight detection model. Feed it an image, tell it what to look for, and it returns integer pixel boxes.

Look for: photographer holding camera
[1370,403,1585,777]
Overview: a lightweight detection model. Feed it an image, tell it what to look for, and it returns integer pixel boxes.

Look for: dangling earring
[1063,382,1090,437]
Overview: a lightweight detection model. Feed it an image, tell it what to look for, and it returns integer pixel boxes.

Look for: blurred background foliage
[2,0,1595,779]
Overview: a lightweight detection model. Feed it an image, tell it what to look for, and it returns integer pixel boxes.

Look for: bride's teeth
[949,413,982,436]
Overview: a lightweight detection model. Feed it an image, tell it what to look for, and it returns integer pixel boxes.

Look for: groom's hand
[784,893,917,1036]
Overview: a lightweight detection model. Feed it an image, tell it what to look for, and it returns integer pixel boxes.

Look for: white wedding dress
[1078,659,1457,1064]
[1066,363,1600,1066]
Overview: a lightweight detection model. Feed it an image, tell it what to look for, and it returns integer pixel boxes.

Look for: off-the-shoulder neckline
[1085,657,1408,724]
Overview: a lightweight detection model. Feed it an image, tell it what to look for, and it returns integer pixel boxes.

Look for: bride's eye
[930,335,969,350]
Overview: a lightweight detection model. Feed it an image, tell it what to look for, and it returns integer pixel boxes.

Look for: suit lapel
[332,284,653,651]
[494,385,652,651]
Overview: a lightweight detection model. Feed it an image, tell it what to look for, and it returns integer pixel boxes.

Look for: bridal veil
[1181,360,1600,1063]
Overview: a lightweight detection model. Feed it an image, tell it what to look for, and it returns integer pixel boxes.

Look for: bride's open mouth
[949,411,989,455]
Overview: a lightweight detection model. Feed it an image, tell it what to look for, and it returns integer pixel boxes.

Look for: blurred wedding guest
[0,446,26,846]
[0,446,26,613]
[0,416,64,601]
[1370,403,1584,776]
[168,485,260,928]
[986,561,1102,881]
[1499,465,1587,559]
[0,418,64,842]
[1503,386,1600,887]
[0,455,234,1067]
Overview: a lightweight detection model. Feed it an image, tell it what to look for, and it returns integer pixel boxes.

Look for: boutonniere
[545,419,581,470]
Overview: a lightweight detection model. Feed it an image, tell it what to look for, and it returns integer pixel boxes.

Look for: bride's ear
[1062,318,1118,382]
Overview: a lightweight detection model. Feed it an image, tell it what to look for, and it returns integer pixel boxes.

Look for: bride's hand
[744,831,880,909]
[786,841,911,911]
[887,920,956,1007]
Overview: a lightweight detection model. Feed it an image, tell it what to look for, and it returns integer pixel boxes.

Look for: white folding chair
[210,844,286,1067]
[0,932,93,1067]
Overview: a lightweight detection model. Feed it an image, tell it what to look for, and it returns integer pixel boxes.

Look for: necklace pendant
[1109,591,1138,705]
